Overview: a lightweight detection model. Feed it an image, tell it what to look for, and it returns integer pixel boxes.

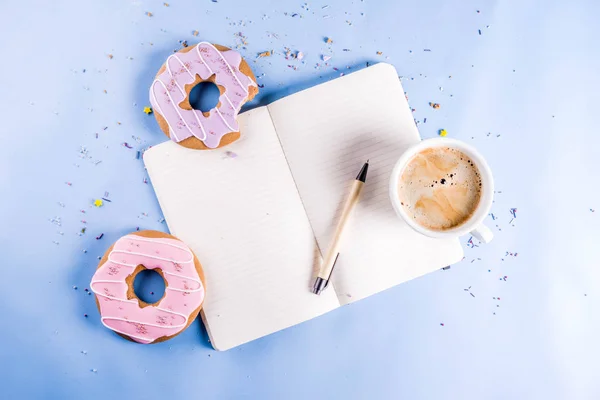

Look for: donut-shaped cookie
[149,42,259,150]
[90,230,206,344]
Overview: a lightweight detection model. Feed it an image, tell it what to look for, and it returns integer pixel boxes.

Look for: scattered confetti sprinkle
[257,50,272,58]
[429,102,441,109]
[96,233,104,240]
[107,54,113,59]
[322,55,331,62]
[440,323,444,327]
[225,151,238,159]
[93,199,103,207]
[122,142,133,149]
[376,51,383,55]
[146,12,153,17]
[73,286,78,290]
[591,208,596,212]
[325,37,333,44]
[163,2,169,6]
[192,30,199,36]
[91,369,98,373]
[439,129,448,137]
[143,106,153,115]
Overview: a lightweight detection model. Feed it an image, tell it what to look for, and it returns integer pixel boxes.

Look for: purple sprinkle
[122,142,133,149]
[96,233,104,240]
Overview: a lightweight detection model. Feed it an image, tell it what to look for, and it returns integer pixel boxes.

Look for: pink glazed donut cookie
[90,230,206,344]
[149,42,259,150]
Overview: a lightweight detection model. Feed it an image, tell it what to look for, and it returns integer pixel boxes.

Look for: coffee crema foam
[397,147,482,231]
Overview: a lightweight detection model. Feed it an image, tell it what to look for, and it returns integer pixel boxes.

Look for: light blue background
[1,0,599,398]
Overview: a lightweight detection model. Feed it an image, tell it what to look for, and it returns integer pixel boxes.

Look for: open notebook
[144,63,463,350]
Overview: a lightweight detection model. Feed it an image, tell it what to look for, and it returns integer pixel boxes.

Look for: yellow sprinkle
[192,30,199,36]
[143,106,153,115]
[94,199,103,207]
[376,51,383,55]
[107,54,113,59]
[257,51,272,58]
[439,129,448,137]
[163,2,169,6]
[146,11,153,17]
[326,37,333,44]
[429,102,441,109]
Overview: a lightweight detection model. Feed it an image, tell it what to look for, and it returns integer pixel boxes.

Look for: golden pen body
[313,161,369,295]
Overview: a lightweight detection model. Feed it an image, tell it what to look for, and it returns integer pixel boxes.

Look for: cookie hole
[189,81,220,113]
[133,268,166,304]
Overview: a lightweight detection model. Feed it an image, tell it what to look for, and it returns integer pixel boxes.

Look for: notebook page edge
[143,106,341,351]
[267,63,464,305]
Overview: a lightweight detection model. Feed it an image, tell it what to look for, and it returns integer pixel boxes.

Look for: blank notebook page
[268,63,464,304]
[143,107,340,350]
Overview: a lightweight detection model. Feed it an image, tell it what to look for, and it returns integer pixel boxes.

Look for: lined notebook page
[268,63,464,304]
[143,107,340,350]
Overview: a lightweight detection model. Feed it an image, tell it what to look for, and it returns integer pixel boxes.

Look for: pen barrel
[319,180,364,278]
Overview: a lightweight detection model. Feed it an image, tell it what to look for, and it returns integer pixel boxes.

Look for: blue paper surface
[1,0,599,398]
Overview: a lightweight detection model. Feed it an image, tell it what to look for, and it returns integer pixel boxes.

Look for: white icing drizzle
[169,52,236,132]
[195,43,242,117]
[91,281,191,343]
[196,42,249,95]
[149,42,256,145]
[164,55,210,140]
[151,79,205,142]
[90,235,204,343]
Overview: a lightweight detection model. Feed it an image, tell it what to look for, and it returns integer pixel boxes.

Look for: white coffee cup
[389,138,494,243]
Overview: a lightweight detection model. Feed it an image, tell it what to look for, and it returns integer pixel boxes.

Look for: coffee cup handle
[470,224,493,243]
